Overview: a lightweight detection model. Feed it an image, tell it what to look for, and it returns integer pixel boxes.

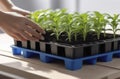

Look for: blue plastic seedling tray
[11,46,120,71]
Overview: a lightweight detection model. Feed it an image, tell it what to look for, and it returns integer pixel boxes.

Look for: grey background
[11,0,120,14]
[11,0,78,12]
[11,0,50,11]
[1,0,120,33]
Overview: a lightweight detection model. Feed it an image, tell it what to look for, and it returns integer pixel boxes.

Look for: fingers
[14,24,44,40]
[6,31,27,41]
[19,11,30,16]
[2,25,27,41]
[9,34,20,40]
[14,33,27,41]
[21,26,43,40]
[22,12,30,16]
[7,28,39,41]
[11,7,30,16]
[12,32,40,41]
[13,28,41,41]
[19,32,39,41]
[25,19,45,34]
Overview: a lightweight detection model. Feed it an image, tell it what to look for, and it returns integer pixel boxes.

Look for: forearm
[0,11,21,26]
[0,0,14,11]
[0,11,6,26]
[0,0,30,15]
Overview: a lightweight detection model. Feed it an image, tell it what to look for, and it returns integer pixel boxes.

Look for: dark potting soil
[41,31,120,45]
[41,31,56,42]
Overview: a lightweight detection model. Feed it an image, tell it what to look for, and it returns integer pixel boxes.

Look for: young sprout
[51,9,68,40]
[62,13,74,42]
[31,9,120,43]
[90,11,107,39]
[107,14,120,38]
[79,13,92,41]
[102,13,109,37]
[69,12,80,41]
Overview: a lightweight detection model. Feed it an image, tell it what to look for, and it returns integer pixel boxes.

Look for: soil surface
[41,31,120,45]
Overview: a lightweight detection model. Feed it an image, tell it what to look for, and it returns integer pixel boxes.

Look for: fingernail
[40,36,45,40]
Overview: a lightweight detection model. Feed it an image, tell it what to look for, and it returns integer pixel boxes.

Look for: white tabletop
[0,33,120,79]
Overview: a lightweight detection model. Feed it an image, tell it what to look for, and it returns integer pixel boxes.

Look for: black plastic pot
[14,40,22,47]
[50,43,99,58]
[111,40,119,51]
[30,41,36,50]
[51,43,57,55]
[105,41,112,52]
[99,40,112,53]
[50,43,84,58]
[14,36,120,59]
[14,40,28,48]
[39,42,45,52]
[65,46,83,59]
[14,40,38,50]
[35,42,40,51]
[83,43,99,57]
[29,41,40,51]
[118,40,120,49]
[91,44,99,55]
[22,41,31,49]
[21,41,28,48]
[90,43,99,55]
[50,43,66,57]
[40,42,51,54]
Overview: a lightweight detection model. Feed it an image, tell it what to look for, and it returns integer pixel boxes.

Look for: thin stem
[83,33,87,41]
[97,32,100,40]
[103,27,106,37]
[113,31,116,39]
[74,33,77,41]
[68,33,72,42]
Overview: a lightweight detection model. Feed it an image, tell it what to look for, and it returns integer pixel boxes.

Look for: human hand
[0,0,30,16]
[0,11,45,41]
[10,6,30,16]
